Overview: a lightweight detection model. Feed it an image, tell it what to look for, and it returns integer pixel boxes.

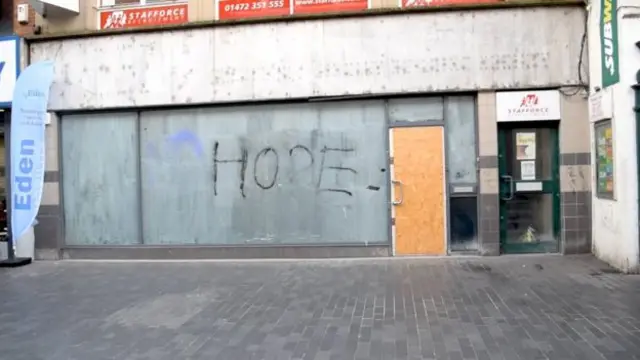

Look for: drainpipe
[634,41,640,268]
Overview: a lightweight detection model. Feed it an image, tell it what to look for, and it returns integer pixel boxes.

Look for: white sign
[520,160,536,180]
[589,89,613,122]
[496,90,561,122]
[516,181,543,192]
[0,36,19,107]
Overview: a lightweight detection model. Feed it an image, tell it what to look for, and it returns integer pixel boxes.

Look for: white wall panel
[31,7,586,110]
[588,3,640,272]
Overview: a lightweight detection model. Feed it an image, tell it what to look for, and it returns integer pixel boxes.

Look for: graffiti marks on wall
[144,129,382,199]
[144,129,205,185]
[212,141,360,198]
[599,200,617,233]
[146,129,204,160]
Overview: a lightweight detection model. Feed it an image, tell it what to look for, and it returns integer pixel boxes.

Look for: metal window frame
[442,95,480,254]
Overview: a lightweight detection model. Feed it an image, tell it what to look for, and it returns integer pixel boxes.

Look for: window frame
[594,119,615,200]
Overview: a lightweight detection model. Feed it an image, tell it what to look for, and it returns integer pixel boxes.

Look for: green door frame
[497,121,561,254]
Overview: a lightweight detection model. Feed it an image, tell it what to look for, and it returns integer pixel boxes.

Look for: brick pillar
[558,89,592,254]
[12,0,35,36]
[477,91,500,255]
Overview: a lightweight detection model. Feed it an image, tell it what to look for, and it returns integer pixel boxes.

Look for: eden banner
[10,61,54,242]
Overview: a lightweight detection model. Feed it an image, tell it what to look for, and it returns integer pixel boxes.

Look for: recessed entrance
[497,121,560,254]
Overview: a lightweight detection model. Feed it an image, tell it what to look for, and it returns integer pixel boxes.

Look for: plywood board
[392,126,446,255]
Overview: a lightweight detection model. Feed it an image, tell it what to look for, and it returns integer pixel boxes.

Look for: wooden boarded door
[390,126,446,255]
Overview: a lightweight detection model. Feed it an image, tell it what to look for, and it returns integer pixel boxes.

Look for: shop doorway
[390,126,446,255]
[497,121,560,254]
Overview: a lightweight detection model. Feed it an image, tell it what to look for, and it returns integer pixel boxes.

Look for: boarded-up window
[61,101,389,245]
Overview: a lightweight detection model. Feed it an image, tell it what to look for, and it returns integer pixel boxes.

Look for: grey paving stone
[0,255,639,359]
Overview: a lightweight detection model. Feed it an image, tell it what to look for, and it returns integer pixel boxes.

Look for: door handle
[392,180,404,205]
[500,175,514,200]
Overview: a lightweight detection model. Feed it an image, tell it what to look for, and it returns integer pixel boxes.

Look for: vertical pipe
[3,111,14,260]
[633,63,640,263]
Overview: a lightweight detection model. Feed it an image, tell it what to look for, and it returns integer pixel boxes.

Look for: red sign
[218,0,290,20]
[402,0,499,7]
[520,94,539,107]
[100,4,188,29]
[293,0,367,14]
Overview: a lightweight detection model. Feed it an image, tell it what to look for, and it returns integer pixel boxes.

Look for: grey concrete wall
[36,113,63,260]
[30,6,587,111]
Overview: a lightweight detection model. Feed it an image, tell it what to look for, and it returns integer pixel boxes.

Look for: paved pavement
[0,255,639,360]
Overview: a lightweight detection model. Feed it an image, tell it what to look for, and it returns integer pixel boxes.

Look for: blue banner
[10,61,54,242]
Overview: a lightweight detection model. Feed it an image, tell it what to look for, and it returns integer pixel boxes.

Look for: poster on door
[516,132,536,160]
[520,160,536,180]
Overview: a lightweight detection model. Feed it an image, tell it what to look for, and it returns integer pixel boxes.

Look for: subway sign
[600,0,619,88]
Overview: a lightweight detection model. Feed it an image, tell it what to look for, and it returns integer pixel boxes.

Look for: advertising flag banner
[10,61,54,242]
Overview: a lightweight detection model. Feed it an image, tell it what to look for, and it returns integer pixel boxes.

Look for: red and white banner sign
[402,0,499,7]
[100,4,188,29]
[218,0,366,19]
[496,90,562,122]
[293,0,367,14]
[218,0,289,20]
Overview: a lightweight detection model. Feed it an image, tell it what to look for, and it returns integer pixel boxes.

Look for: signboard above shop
[402,0,499,7]
[216,0,492,19]
[496,89,561,122]
[28,0,79,18]
[217,0,367,20]
[99,3,188,29]
[0,36,20,108]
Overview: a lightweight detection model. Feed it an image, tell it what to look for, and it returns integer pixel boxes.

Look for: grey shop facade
[26,6,593,259]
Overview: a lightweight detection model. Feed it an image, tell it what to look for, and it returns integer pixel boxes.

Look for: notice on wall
[520,160,536,181]
[293,0,367,14]
[515,132,536,160]
[218,0,290,20]
[100,4,188,29]
[402,0,499,8]
[595,121,614,196]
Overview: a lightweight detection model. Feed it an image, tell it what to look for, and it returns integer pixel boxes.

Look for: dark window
[449,197,478,251]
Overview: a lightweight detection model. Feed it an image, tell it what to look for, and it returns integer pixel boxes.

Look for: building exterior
[587,0,640,272]
[5,0,592,259]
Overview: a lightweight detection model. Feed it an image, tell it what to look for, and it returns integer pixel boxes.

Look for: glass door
[497,121,560,254]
